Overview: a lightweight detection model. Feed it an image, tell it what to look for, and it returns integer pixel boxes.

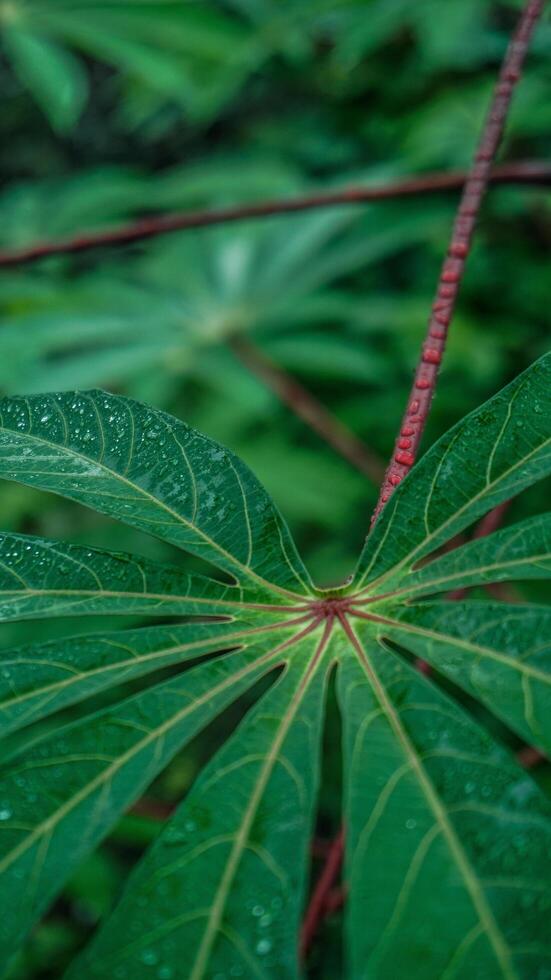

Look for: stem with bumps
[371,0,545,524]
[0,162,549,268]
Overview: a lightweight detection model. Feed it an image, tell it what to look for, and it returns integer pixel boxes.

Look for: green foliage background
[0,1,549,976]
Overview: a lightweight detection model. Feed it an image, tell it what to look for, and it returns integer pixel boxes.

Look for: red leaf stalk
[0,162,549,268]
[449,500,513,600]
[300,826,345,960]
[371,0,545,524]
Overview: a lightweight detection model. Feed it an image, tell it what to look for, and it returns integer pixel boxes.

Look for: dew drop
[141,949,158,966]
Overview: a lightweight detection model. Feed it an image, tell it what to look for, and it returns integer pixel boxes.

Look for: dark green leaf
[67,632,330,979]
[391,514,551,599]
[338,620,551,980]
[0,391,312,598]
[0,635,289,961]
[381,602,551,754]
[355,353,551,593]
[0,533,250,622]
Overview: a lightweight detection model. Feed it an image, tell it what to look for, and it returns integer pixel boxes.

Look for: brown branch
[371,0,545,524]
[0,161,549,269]
[300,827,345,960]
[229,336,386,484]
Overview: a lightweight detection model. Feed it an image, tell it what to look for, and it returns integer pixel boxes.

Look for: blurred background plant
[0,1,550,976]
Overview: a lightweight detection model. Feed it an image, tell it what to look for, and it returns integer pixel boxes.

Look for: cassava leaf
[338,620,551,980]
[390,513,551,599]
[380,601,551,754]
[0,532,253,622]
[3,1,261,124]
[66,631,331,980]
[0,614,301,738]
[0,629,300,961]
[354,352,551,593]
[0,354,549,976]
[0,391,312,598]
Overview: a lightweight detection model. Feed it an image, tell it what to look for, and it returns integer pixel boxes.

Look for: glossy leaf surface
[0,353,549,977]
[0,532,243,622]
[0,390,311,597]
[68,640,330,980]
[355,352,551,592]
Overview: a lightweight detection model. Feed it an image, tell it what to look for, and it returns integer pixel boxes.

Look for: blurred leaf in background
[0,1,550,975]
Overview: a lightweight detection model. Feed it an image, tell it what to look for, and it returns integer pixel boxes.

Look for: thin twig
[0,161,549,268]
[229,337,385,483]
[371,0,545,523]
[300,827,345,960]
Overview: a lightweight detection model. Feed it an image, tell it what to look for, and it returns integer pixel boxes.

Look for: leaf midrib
[0,585,300,612]
[0,618,306,719]
[357,429,551,596]
[374,611,550,684]
[377,550,551,601]
[346,620,517,979]
[0,639,293,877]
[189,618,329,980]
[0,425,308,601]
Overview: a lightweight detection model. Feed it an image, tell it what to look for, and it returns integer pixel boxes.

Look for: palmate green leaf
[390,514,551,599]
[66,636,331,980]
[0,532,252,622]
[0,185,444,406]
[381,601,551,754]
[354,351,551,593]
[0,615,302,738]
[0,625,313,960]
[338,621,551,980]
[3,1,262,124]
[0,390,312,599]
[0,354,549,977]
